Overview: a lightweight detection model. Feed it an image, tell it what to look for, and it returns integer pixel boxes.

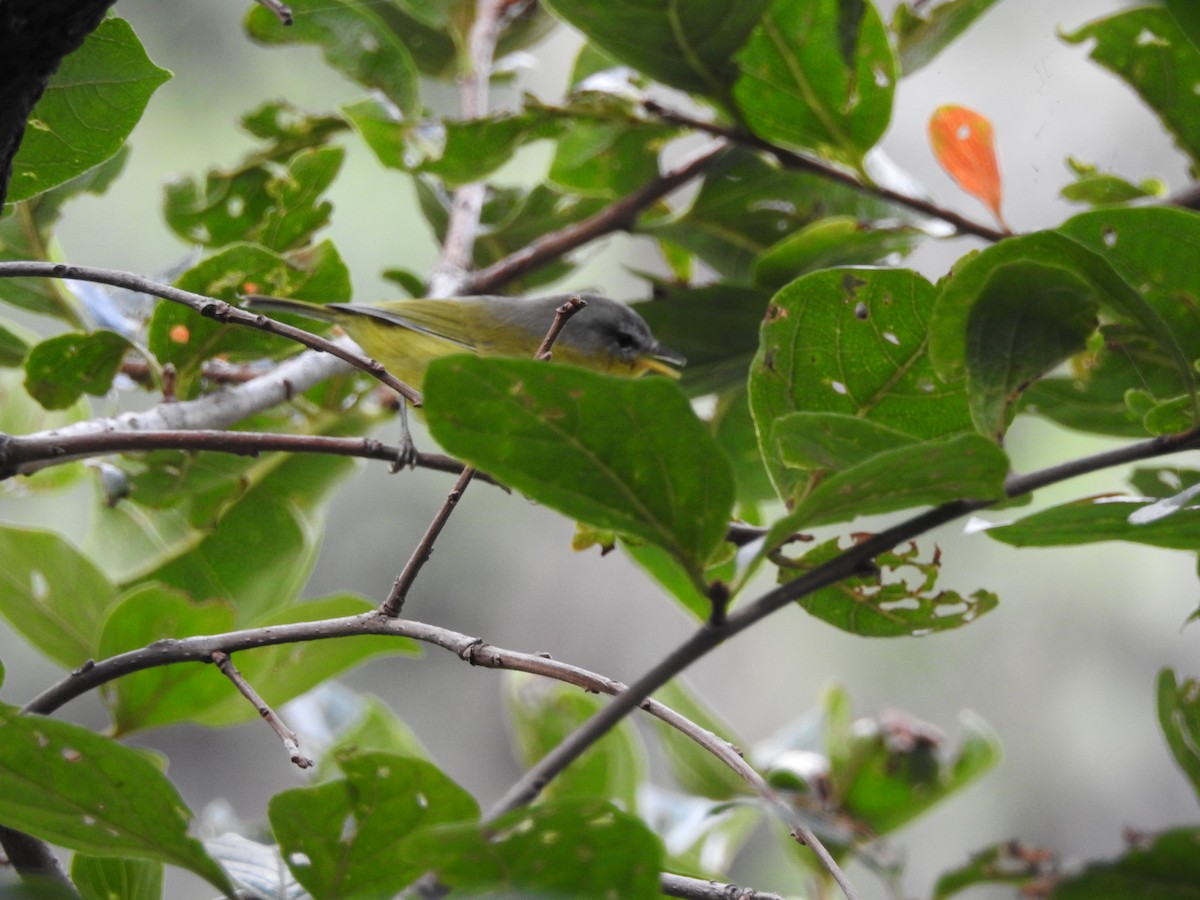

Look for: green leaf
[1050,827,1200,899]
[930,227,1198,437]
[987,494,1200,550]
[408,800,662,899]
[271,752,479,899]
[748,267,972,506]
[0,360,90,491]
[1060,158,1165,206]
[646,146,924,283]
[962,262,1099,440]
[315,695,431,783]
[781,539,999,636]
[146,241,350,393]
[1156,669,1200,801]
[652,680,750,800]
[102,450,356,622]
[425,357,735,581]
[768,433,1008,541]
[771,412,918,472]
[733,0,895,167]
[0,321,30,366]
[23,330,136,410]
[1166,0,1200,52]
[72,855,163,900]
[1063,8,1200,169]
[7,19,170,204]
[891,0,1002,75]
[504,673,644,810]
[753,216,918,288]
[1056,207,1200,372]
[621,538,736,621]
[190,595,420,728]
[844,709,999,835]
[0,707,233,895]
[245,0,419,116]
[0,526,116,667]
[542,0,771,101]
[163,146,344,252]
[933,841,1052,899]
[548,109,677,198]
[0,150,128,325]
[97,585,236,735]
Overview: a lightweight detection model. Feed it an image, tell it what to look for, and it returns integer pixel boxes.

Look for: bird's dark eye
[614,330,636,349]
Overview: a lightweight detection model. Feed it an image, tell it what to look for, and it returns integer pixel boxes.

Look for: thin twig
[253,0,293,25]
[0,428,475,481]
[462,142,728,294]
[0,261,421,404]
[381,466,476,616]
[641,100,1009,244]
[211,651,312,769]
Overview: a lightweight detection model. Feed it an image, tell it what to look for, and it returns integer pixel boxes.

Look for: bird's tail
[240,295,338,323]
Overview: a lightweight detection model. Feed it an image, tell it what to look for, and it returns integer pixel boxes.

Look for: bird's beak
[637,344,686,379]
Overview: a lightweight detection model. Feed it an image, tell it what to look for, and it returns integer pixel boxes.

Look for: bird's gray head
[556,293,685,375]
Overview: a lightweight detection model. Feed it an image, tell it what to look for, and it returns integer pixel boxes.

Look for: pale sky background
[2,1,1198,898]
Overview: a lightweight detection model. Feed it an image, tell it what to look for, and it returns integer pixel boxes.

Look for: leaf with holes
[425,357,735,583]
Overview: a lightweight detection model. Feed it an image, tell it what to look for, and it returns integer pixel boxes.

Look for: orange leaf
[928,105,1007,230]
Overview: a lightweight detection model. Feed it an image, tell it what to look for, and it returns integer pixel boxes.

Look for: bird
[241,292,685,391]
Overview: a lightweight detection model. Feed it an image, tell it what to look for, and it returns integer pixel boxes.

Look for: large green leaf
[146,240,350,394]
[543,0,771,100]
[0,707,232,894]
[748,267,971,506]
[1063,7,1200,168]
[930,228,1197,438]
[1050,827,1200,899]
[245,0,419,115]
[425,357,735,581]
[7,19,170,204]
[23,330,137,410]
[0,526,116,667]
[72,855,163,900]
[646,145,921,282]
[1157,668,1200,802]
[271,752,479,899]
[504,673,644,810]
[987,495,1200,550]
[98,584,236,735]
[652,679,750,801]
[891,0,1002,74]
[767,432,1008,542]
[405,800,662,899]
[162,146,344,252]
[733,0,895,167]
[0,150,128,324]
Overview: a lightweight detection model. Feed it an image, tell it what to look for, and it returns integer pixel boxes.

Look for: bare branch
[0,261,421,404]
[0,428,475,481]
[463,142,728,295]
[661,874,785,900]
[641,100,1009,244]
[212,651,312,769]
[428,0,512,297]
